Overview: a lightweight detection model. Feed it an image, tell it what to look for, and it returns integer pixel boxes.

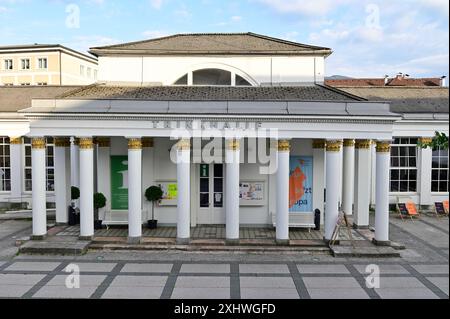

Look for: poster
[240,182,264,201]
[159,182,178,200]
[289,156,313,213]
[110,156,129,210]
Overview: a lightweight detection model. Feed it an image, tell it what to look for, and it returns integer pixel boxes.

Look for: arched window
[173,68,253,86]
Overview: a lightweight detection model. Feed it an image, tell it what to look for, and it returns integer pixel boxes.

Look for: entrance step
[330,245,401,258]
[19,236,90,256]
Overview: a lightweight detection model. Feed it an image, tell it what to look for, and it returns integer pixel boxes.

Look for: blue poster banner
[289,156,313,213]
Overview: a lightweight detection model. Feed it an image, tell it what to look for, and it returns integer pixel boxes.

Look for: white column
[342,139,355,215]
[9,137,23,201]
[374,141,391,245]
[54,138,71,224]
[225,139,240,242]
[353,140,372,228]
[325,140,342,241]
[312,140,326,225]
[128,138,143,243]
[79,137,94,239]
[70,138,80,188]
[418,137,433,206]
[177,139,191,244]
[276,140,290,243]
[96,138,111,214]
[31,137,47,239]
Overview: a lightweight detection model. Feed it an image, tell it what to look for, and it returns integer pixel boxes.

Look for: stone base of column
[323,238,340,246]
[372,239,391,246]
[31,235,47,241]
[353,224,370,230]
[79,236,93,241]
[226,239,240,246]
[127,236,142,244]
[275,239,290,246]
[177,237,190,245]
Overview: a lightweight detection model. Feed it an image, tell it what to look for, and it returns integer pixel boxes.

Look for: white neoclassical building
[0,33,448,245]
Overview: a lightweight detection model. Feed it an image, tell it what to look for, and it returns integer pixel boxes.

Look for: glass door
[198,164,225,224]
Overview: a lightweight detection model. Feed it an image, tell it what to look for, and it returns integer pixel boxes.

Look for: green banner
[111,156,128,210]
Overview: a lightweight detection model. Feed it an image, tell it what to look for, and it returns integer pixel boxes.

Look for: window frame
[37,57,48,70]
[23,137,55,193]
[390,137,419,193]
[431,146,449,193]
[3,59,13,71]
[0,137,11,192]
[20,58,31,70]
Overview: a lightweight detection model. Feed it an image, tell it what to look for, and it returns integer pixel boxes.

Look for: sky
[0,0,448,78]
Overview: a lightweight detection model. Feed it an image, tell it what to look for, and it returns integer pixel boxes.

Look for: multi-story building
[0,44,98,86]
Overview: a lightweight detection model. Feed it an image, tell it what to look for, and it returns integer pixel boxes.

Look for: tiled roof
[90,33,332,56]
[337,87,449,114]
[58,84,363,102]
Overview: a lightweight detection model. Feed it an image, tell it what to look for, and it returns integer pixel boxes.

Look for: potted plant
[69,186,80,226]
[145,186,163,229]
[93,193,107,230]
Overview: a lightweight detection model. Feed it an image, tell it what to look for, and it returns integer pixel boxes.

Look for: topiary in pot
[93,193,107,229]
[71,186,80,201]
[145,186,163,229]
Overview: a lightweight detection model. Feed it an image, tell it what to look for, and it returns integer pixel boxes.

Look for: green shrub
[71,186,80,200]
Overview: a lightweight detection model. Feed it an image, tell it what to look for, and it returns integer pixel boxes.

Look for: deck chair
[434,202,449,218]
[397,202,420,221]
[443,200,449,216]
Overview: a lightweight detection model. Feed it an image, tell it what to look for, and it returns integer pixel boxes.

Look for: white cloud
[142,30,170,39]
[150,0,164,9]
[66,35,121,54]
[255,0,350,17]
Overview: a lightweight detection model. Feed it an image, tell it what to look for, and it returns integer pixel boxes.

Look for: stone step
[18,238,90,256]
[330,245,401,258]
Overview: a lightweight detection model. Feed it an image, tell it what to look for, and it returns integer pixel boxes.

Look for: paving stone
[307,288,370,299]
[412,265,449,275]
[102,285,164,299]
[303,277,361,289]
[0,284,36,298]
[110,276,168,287]
[241,288,299,299]
[354,264,409,275]
[175,276,230,288]
[376,288,439,299]
[377,277,426,289]
[5,262,61,272]
[180,264,230,274]
[240,277,295,289]
[0,274,45,298]
[171,288,230,299]
[298,264,350,274]
[73,263,117,273]
[426,277,449,296]
[33,275,106,299]
[239,264,289,274]
[121,263,173,273]
[0,261,5,268]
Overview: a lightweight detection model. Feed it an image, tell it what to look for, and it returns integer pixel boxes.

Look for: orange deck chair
[444,200,449,216]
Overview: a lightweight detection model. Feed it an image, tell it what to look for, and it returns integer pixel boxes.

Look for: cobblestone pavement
[0,214,448,299]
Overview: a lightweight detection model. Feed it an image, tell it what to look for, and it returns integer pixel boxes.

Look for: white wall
[99,56,326,86]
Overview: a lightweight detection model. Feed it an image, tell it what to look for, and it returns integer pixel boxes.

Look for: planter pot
[147,220,158,229]
[94,220,103,230]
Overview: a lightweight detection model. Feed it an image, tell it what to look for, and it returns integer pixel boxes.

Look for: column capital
[312,139,326,149]
[96,137,111,148]
[343,139,355,147]
[376,141,392,153]
[128,138,143,150]
[277,140,291,152]
[54,137,71,147]
[177,138,191,151]
[31,137,46,149]
[326,140,342,152]
[79,137,94,150]
[142,137,154,148]
[10,137,23,145]
[355,139,372,149]
[419,137,433,144]
[226,139,240,151]
[73,137,80,146]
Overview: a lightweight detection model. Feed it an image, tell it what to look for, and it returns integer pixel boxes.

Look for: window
[390,138,418,192]
[0,137,11,192]
[193,69,232,85]
[87,67,91,78]
[37,82,48,86]
[174,74,188,85]
[80,65,85,76]
[94,70,98,80]
[236,74,252,86]
[3,83,14,86]
[24,137,55,192]
[21,59,30,70]
[20,83,31,86]
[432,146,449,192]
[38,58,47,69]
[4,59,13,70]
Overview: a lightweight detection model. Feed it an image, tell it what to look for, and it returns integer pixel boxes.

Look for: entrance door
[197,164,225,224]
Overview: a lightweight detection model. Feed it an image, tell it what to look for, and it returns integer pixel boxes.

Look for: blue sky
[0,0,448,78]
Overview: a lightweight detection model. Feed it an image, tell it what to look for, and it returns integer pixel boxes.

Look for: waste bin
[314,209,321,231]
[68,205,77,226]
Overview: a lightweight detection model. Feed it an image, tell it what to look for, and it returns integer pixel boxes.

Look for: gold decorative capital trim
[177,139,191,151]
[96,137,111,148]
[128,138,142,150]
[73,138,80,146]
[32,137,46,149]
[312,139,326,149]
[79,137,94,150]
[376,141,392,153]
[142,137,154,148]
[10,137,23,145]
[226,139,240,151]
[355,139,372,149]
[278,140,291,152]
[326,140,342,152]
[419,137,433,144]
[54,138,71,147]
[343,139,355,147]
